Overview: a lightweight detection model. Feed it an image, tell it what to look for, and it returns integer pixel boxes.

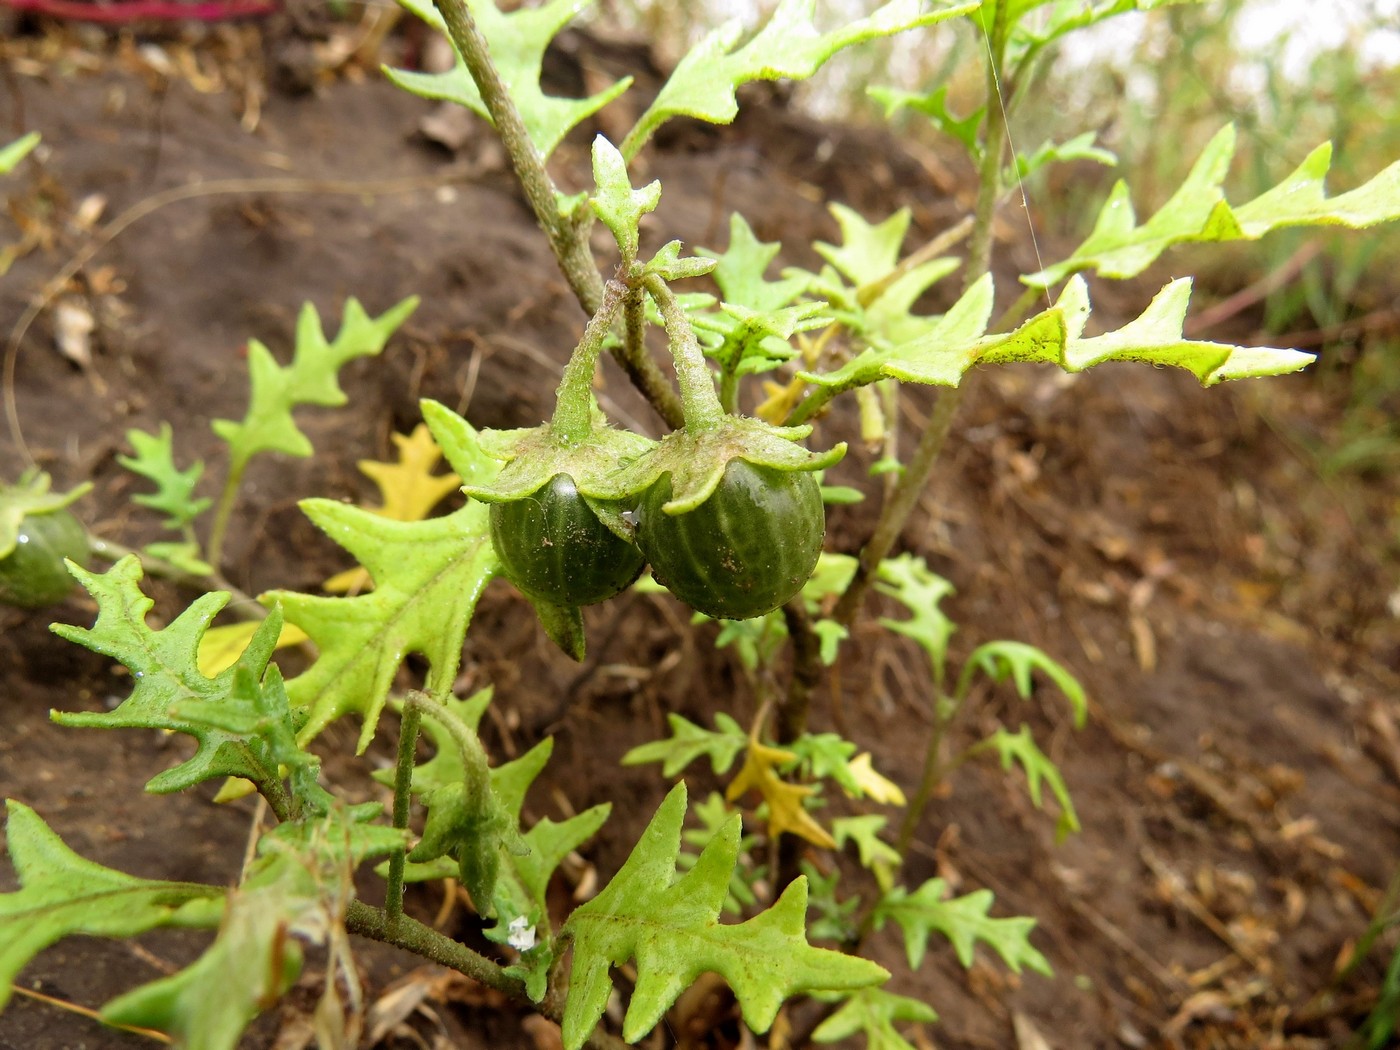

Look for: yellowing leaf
[197,621,309,678]
[845,753,906,806]
[726,737,835,849]
[324,424,461,594]
[360,424,462,521]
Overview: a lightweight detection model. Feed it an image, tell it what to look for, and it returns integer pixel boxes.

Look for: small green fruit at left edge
[0,509,88,608]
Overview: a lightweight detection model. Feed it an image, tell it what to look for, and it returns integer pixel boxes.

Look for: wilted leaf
[0,803,224,1011]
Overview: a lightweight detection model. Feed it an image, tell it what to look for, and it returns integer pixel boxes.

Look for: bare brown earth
[2,16,1400,1050]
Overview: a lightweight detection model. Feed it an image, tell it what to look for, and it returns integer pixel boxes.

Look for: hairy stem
[645,275,724,433]
[428,0,684,430]
[346,902,629,1050]
[620,284,687,430]
[965,0,1012,287]
[386,703,423,924]
[551,279,628,443]
[406,691,490,801]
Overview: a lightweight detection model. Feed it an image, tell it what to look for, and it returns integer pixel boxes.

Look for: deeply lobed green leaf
[51,561,293,795]
[982,725,1081,841]
[958,639,1087,725]
[813,986,938,1050]
[798,272,1314,414]
[386,0,630,161]
[117,423,211,530]
[623,0,977,158]
[1025,126,1400,287]
[874,878,1051,975]
[266,401,501,751]
[212,297,417,474]
[561,784,888,1049]
[622,712,747,777]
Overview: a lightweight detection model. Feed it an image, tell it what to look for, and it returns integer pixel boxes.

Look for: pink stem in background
[0,0,275,22]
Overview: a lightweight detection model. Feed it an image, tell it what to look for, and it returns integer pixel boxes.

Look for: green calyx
[461,277,654,536]
[591,415,845,516]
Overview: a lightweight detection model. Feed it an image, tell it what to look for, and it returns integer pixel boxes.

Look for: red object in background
[0,0,276,22]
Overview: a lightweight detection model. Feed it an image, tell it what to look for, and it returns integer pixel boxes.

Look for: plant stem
[257,777,293,826]
[345,902,629,1050]
[204,459,246,573]
[829,0,1011,629]
[779,600,821,742]
[897,692,956,855]
[645,275,724,433]
[965,0,1012,287]
[429,0,684,430]
[88,536,258,609]
[406,691,491,801]
[550,279,628,444]
[830,386,961,626]
[386,703,423,925]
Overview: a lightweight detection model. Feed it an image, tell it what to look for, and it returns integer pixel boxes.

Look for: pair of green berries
[489,460,824,622]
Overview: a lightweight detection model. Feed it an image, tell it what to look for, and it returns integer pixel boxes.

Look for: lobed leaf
[1025,126,1400,287]
[679,793,763,916]
[116,423,211,530]
[727,735,836,849]
[386,0,631,163]
[813,987,938,1050]
[874,554,957,685]
[265,403,501,751]
[800,272,1315,405]
[958,639,1088,726]
[622,712,747,777]
[623,0,977,158]
[832,815,902,875]
[0,803,225,1012]
[561,784,888,1050]
[51,560,293,795]
[211,297,417,474]
[324,423,462,594]
[874,878,1051,975]
[982,725,1081,842]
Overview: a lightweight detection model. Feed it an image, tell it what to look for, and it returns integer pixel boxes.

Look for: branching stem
[345,901,629,1050]
[645,275,724,433]
[428,0,684,429]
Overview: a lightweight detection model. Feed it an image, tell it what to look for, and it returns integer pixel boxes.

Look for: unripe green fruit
[490,473,645,607]
[0,509,88,608]
[637,460,824,621]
